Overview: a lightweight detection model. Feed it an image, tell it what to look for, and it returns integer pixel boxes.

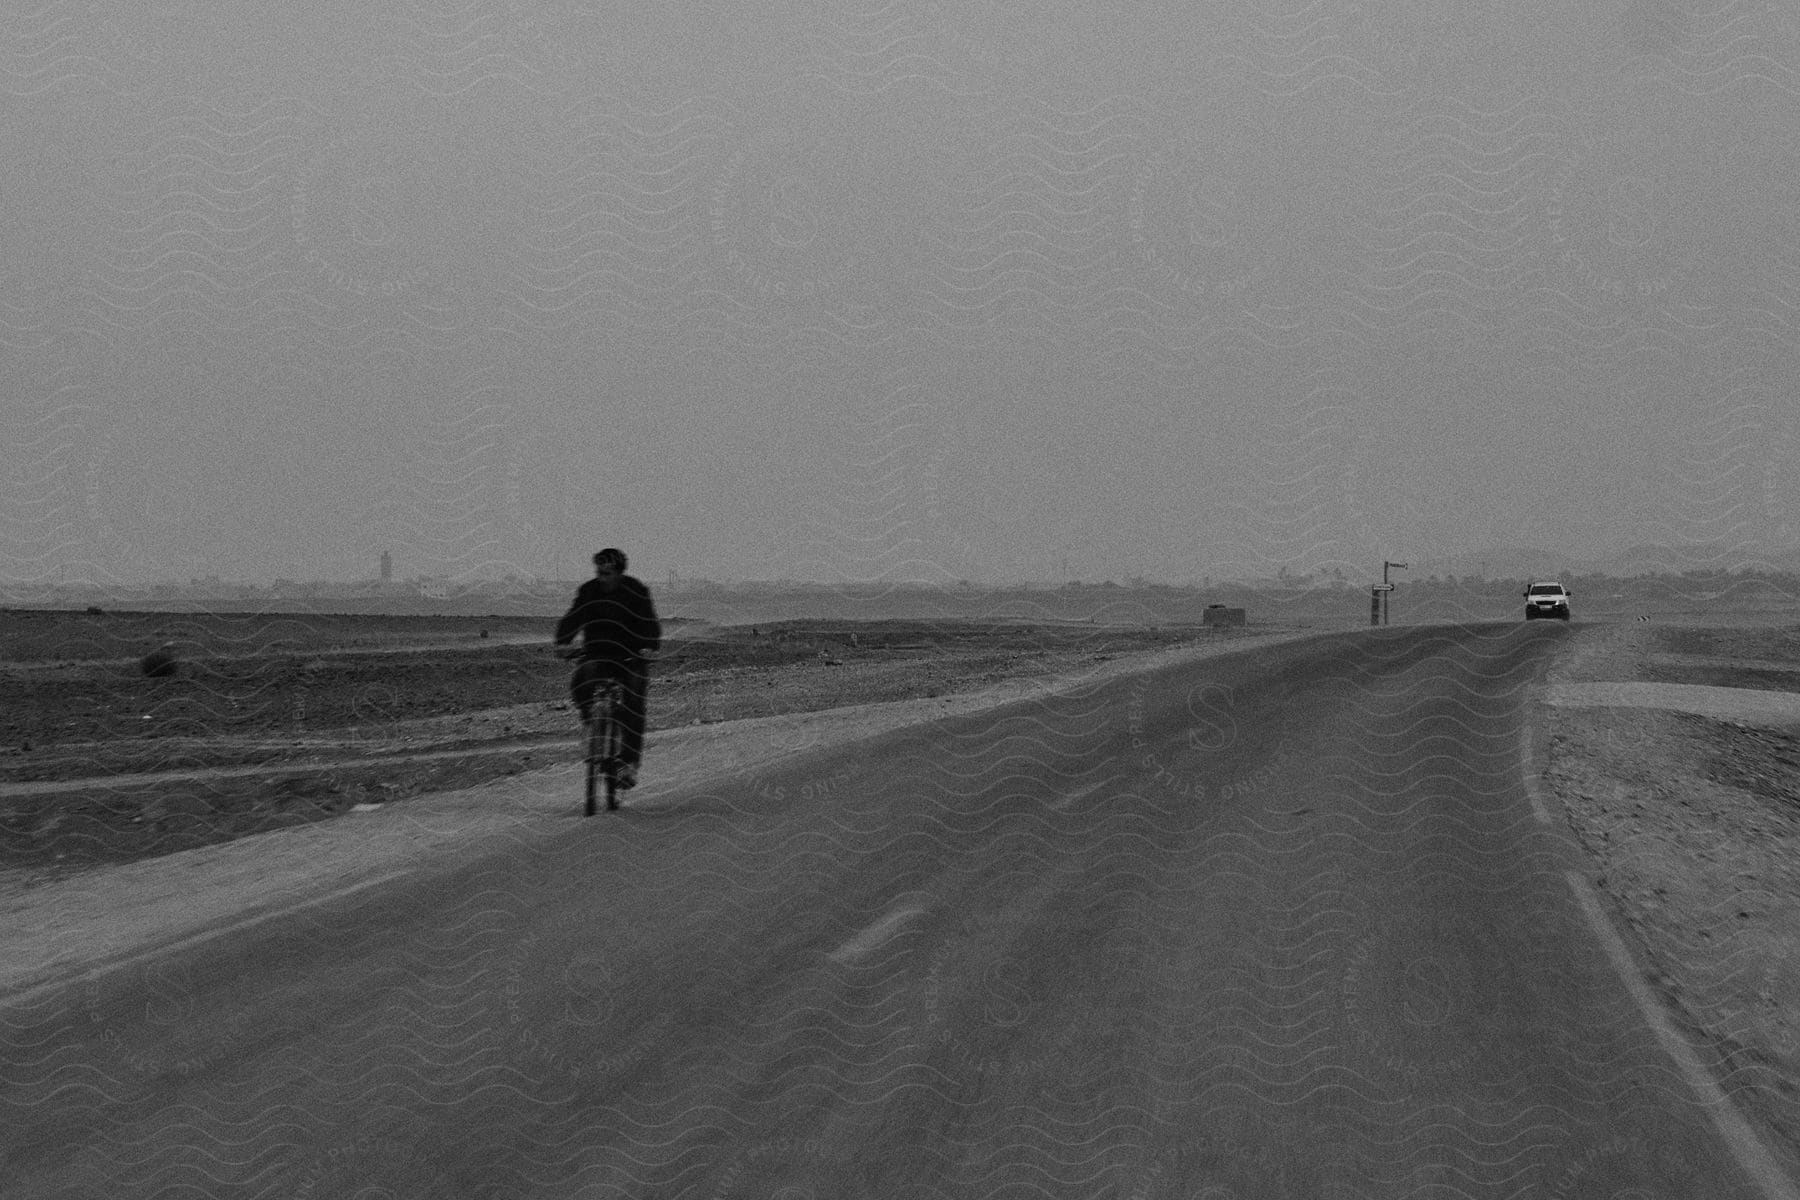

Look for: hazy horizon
[5,1,1798,590]
[14,542,1800,593]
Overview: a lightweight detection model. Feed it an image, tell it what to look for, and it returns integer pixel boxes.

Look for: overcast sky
[4,0,1799,586]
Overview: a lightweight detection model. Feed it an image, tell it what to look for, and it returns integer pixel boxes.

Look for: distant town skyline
[13,541,1800,596]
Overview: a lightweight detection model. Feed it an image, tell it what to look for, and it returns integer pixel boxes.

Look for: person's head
[593,547,627,592]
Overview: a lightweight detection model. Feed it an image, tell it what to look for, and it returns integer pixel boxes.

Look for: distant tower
[379,550,392,583]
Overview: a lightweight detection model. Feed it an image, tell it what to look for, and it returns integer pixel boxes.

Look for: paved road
[0,623,1778,1197]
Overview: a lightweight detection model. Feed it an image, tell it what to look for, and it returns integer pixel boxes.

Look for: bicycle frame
[585,679,625,816]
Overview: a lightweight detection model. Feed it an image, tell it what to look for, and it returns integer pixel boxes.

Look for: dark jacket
[554,575,662,666]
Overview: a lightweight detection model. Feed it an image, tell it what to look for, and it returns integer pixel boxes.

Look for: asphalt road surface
[0,624,1782,1198]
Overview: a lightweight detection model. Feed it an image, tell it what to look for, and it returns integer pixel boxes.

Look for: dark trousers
[570,659,649,767]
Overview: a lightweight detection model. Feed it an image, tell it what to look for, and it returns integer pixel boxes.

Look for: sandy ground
[0,627,1326,1000]
[1538,621,1800,1161]
[1548,681,1800,726]
[0,618,1238,865]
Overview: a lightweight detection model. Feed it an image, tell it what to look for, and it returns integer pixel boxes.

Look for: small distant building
[1203,604,1246,627]
[379,550,392,583]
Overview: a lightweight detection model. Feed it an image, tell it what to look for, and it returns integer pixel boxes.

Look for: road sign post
[1371,583,1396,625]
[1380,562,1408,626]
[1370,583,1393,625]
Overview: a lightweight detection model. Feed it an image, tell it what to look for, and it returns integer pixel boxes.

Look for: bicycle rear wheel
[601,688,624,811]
[584,709,604,817]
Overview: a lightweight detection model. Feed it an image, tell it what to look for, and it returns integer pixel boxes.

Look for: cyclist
[554,548,662,789]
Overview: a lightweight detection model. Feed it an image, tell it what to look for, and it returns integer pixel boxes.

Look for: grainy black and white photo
[4,0,1800,1195]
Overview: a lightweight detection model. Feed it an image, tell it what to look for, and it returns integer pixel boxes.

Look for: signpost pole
[1381,562,1408,626]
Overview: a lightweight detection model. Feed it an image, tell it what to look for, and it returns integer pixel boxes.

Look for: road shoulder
[1537,622,1800,1176]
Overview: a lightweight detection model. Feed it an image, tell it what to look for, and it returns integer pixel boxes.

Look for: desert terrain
[0,609,1271,869]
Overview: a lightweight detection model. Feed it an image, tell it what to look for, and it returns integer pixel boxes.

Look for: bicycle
[585,677,625,816]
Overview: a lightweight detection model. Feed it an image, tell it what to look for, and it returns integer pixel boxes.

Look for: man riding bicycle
[554,548,661,789]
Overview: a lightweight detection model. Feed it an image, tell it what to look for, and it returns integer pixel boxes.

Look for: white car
[1523,581,1571,621]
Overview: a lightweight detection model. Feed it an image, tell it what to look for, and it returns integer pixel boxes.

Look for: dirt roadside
[0,626,1327,1000]
[0,618,1253,868]
[1537,621,1800,1168]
